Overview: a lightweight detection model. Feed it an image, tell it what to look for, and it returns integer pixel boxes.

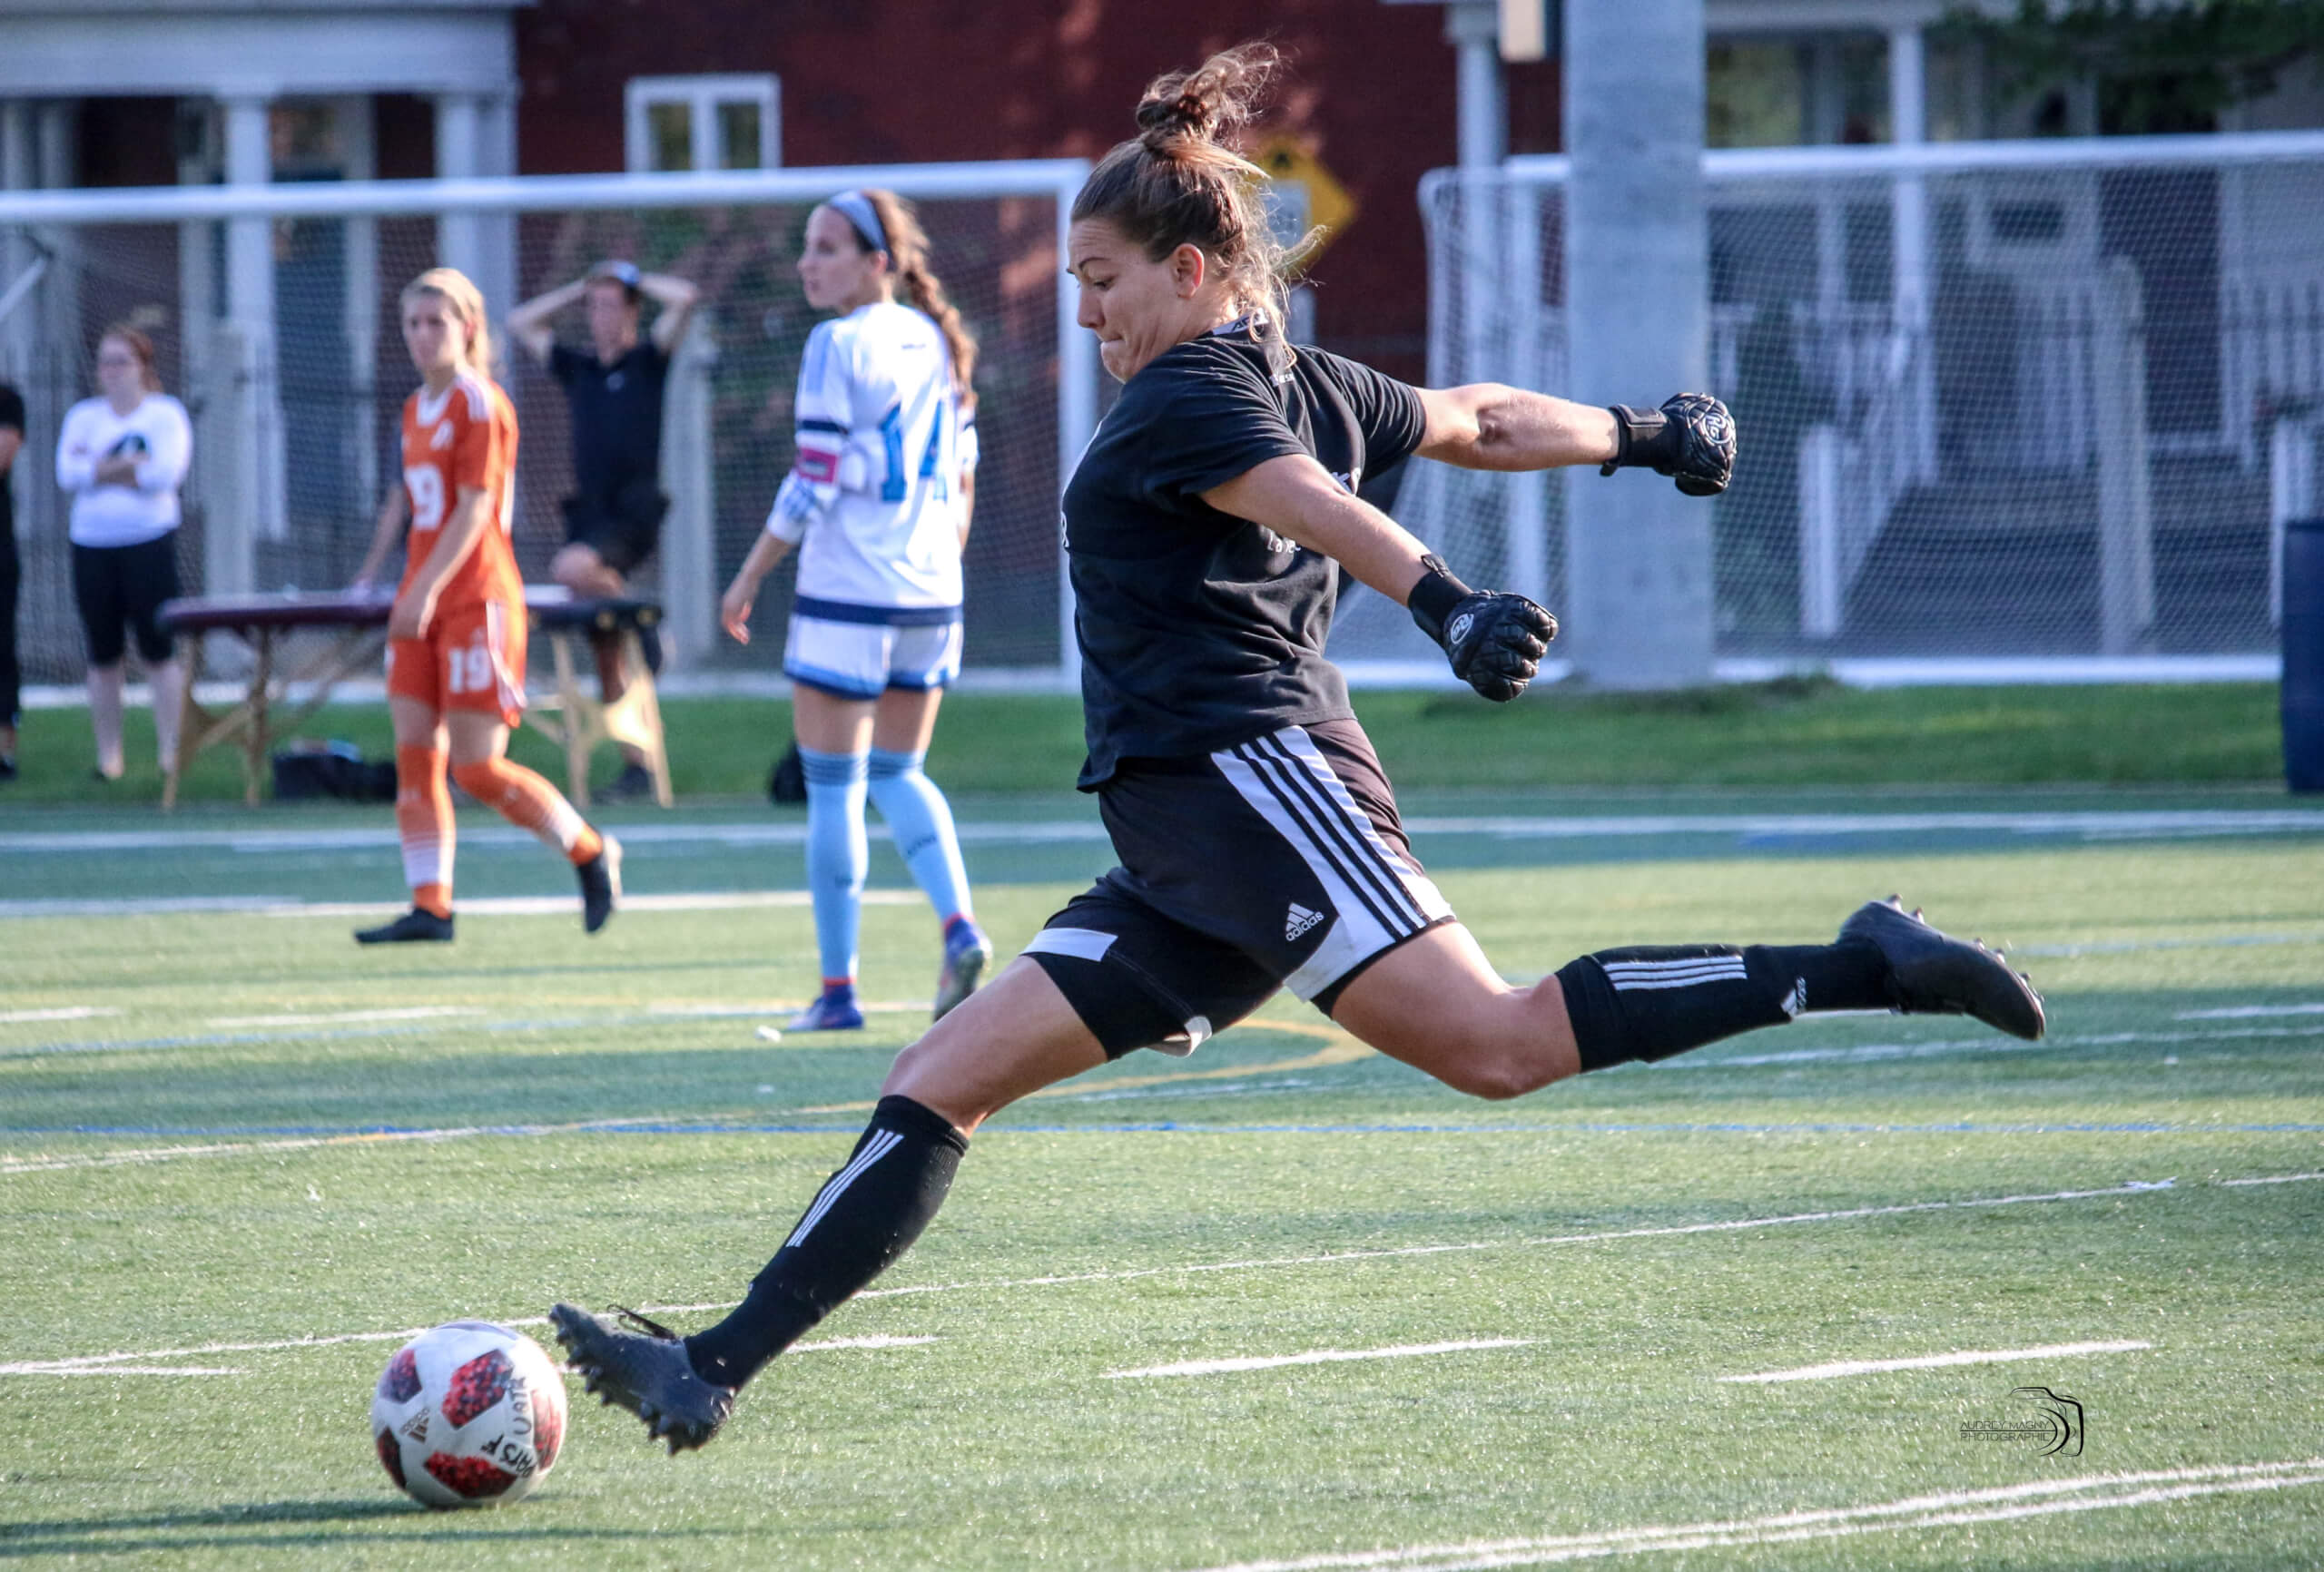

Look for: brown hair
[97,324,162,392]
[1070,43,1299,329]
[399,265,496,376]
[844,189,979,395]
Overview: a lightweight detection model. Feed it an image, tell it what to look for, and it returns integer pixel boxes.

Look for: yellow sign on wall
[1252,137,1358,267]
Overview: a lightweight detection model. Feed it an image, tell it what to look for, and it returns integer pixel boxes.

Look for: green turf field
[4,796,2322,1567]
[1,678,2291,803]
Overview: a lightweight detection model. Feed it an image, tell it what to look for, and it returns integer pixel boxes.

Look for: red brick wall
[517,0,1535,380]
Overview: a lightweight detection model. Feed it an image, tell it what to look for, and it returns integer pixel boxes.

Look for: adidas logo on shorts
[1285,902,1324,941]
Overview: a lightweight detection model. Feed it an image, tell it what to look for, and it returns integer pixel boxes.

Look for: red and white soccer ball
[371,1320,567,1508]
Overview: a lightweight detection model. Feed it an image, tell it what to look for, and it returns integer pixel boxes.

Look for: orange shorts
[386,598,527,727]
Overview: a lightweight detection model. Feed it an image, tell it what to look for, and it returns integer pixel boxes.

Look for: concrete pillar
[0,101,34,380]
[1889,25,1938,482]
[660,311,719,669]
[338,95,380,558]
[1564,0,1713,688]
[0,100,27,550]
[434,93,483,286]
[2093,257,2152,653]
[1447,1,1503,389]
[216,93,276,583]
[473,91,517,330]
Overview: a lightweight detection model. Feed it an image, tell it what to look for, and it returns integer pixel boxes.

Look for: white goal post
[1387,129,2324,683]
[0,160,1095,686]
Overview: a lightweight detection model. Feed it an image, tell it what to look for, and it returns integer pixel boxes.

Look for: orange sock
[395,743,455,913]
[451,756,603,864]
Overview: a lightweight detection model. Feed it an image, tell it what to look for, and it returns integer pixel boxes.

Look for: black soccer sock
[1556,938,1890,1073]
[684,1095,967,1390]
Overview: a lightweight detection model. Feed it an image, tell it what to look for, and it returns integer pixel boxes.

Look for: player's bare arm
[507,277,589,363]
[642,272,701,352]
[0,426,19,473]
[718,528,795,645]
[350,484,409,591]
[956,469,976,553]
[1202,456,1436,605]
[389,484,490,640]
[1414,385,1619,471]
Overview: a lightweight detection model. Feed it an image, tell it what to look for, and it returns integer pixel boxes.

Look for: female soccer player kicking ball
[551,47,2043,1449]
[718,189,991,1029]
[350,268,620,944]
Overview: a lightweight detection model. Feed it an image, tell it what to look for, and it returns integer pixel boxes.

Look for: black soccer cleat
[548,1302,734,1454]
[577,833,622,935]
[1841,896,2045,1040]
[354,907,455,945]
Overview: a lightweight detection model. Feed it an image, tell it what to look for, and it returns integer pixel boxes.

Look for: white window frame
[624,74,781,174]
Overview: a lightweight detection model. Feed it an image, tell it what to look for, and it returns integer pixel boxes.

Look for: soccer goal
[0,161,1095,687]
[1382,129,2324,681]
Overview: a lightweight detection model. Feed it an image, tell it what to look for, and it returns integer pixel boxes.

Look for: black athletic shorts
[1025,717,1453,1058]
[72,535,180,666]
[561,477,668,577]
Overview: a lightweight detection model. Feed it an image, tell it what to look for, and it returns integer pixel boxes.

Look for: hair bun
[1134,41,1278,150]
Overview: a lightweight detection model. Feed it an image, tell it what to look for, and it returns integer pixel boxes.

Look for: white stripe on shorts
[1210,725,1451,1002]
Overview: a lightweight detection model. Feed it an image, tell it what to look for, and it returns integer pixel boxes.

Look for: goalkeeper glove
[1407,555,1558,703]
[1600,392,1736,497]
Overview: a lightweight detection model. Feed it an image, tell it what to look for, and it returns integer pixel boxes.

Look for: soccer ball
[371,1320,568,1508]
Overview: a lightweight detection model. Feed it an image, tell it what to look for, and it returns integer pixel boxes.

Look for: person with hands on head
[548,44,2041,1457]
[54,326,192,783]
[507,258,700,800]
[348,267,620,946]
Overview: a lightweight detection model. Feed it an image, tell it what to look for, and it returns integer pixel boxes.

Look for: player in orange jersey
[350,267,621,944]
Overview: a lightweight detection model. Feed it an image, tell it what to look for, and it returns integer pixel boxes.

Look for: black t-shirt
[549,341,668,506]
[0,382,23,545]
[1062,319,1427,790]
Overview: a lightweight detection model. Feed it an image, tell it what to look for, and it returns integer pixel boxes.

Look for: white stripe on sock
[784,1128,903,1249]
[1600,958,1748,977]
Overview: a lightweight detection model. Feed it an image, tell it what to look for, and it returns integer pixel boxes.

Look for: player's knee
[1443,1051,1553,1102]
[449,758,506,801]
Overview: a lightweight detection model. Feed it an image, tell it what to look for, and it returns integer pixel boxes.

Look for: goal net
[0,162,1091,686]
[1384,132,2324,673]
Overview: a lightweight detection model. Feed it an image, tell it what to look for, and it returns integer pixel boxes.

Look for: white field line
[0,890,926,919]
[2219,1170,2324,1186]
[0,1007,117,1024]
[1182,1460,2324,1572]
[206,1006,480,1028]
[1682,1021,2324,1071]
[2178,1002,2324,1019]
[1718,1339,2151,1384]
[1108,1339,1532,1380]
[4,1366,250,1377]
[0,1329,931,1378]
[3,1172,2312,1378]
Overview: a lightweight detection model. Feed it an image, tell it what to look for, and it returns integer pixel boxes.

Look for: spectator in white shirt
[54,325,192,781]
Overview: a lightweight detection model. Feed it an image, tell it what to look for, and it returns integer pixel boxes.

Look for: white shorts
[783,596,963,701]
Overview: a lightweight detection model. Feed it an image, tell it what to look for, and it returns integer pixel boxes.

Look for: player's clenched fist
[1600,392,1736,497]
[1405,553,1559,703]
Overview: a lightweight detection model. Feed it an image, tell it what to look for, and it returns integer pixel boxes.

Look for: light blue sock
[798,745,868,985]
[867,747,973,928]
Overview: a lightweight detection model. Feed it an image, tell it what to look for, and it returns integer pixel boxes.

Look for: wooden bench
[154,588,669,810]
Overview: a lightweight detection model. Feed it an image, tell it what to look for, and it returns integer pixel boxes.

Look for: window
[624,75,780,173]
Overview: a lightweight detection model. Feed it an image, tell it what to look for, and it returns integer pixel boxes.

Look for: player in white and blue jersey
[720,188,990,1033]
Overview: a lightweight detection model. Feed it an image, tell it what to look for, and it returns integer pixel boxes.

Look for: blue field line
[15,1011,2324,1064]
[15,1117,2324,1140]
